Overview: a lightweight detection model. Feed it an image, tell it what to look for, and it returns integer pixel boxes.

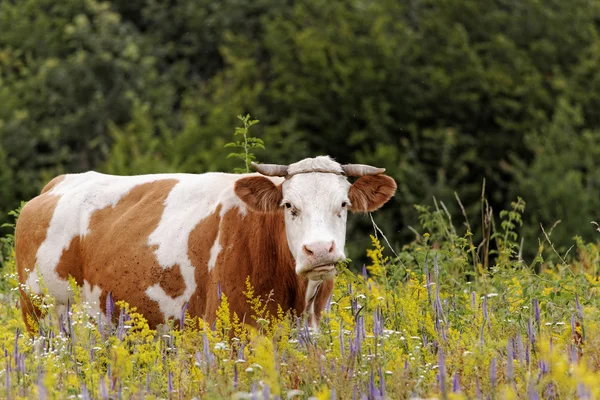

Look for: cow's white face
[234,156,396,281]
[280,173,350,280]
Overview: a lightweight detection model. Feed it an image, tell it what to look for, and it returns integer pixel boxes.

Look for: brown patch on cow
[198,205,307,326]
[234,176,283,212]
[40,175,65,194]
[159,264,186,298]
[348,175,397,212]
[81,179,180,328]
[15,192,61,333]
[55,237,83,285]
[187,205,222,319]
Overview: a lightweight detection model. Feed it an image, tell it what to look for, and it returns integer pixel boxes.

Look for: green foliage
[2,0,600,262]
[0,203,24,289]
[224,114,263,173]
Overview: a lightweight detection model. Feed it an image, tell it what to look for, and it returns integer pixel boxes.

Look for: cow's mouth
[304,263,337,281]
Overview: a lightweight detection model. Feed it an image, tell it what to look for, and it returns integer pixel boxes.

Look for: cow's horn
[251,162,289,176]
[342,164,386,176]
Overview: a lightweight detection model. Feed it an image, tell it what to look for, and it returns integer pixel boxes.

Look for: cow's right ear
[234,176,283,212]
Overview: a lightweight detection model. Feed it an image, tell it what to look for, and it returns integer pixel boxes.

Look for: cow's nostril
[303,245,314,256]
[329,241,335,253]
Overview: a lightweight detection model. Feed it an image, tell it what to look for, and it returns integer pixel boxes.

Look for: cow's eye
[341,201,348,208]
[284,202,292,209]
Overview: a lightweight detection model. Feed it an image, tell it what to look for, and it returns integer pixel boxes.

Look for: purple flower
[251,382,258,400]
[99,375,108,400]
[217,281,222,302]
[373,308,382,338]
[533,298,540,325]
[37,371,47,400]
[577,382,591,399]
[538,359,549,374]
[362,264,368,280]
[180,302,189,330]
[517,335,525,365]
[452,372,460,393]
[351,298,358,316]
[527,318,535,345]
[81,382,90,400]
[262,383,271,399]
[528,384,540,400]
[438,349,447,396]
[571,344,578,364]
[369,369,376,399]
[378,366,385,397]
[106,292,114,324]
[507,339,514,381]
[168,371,174,393]
[233,364,238,390]
[203,334,215,367]
[482,296,488,321]
[471,291,476,309]
[489,358,496,387]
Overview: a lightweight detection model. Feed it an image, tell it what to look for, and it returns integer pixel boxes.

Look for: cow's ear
[348,175,396,213]
[235,176,283,212]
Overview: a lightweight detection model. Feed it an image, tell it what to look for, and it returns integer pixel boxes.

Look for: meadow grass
[1,199,600,399]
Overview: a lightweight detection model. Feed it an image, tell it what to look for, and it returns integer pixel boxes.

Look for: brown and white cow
[15,156,396,332]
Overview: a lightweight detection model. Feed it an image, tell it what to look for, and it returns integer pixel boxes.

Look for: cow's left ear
[348,175,397,213]
[234,176,283,212]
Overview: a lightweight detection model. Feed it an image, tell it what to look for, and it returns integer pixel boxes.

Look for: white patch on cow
[82,280,103,319]
[208,231,222,271]
[305,279,322,329]
[25,269,42,295]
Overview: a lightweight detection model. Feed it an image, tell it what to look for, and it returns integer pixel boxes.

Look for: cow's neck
[201,206,332,328]
[247,209,307,314]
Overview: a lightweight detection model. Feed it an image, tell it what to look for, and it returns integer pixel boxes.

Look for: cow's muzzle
[301,263,337,281]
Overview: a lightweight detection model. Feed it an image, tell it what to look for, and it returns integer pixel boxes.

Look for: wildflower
[452,373,460,393]
[180,302,189,329]
[438,349,447,397]
[489,358,496,388]
[99,375,109,400]
[507,339,514,381]
[533,298,540,325]
[528,384,540,400]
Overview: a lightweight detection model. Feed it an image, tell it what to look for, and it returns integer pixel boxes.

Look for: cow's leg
[18,288,45,334]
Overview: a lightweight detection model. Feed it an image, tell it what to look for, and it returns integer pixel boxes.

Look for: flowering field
[1,201,600,399]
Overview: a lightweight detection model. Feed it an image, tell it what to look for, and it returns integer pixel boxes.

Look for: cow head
[234,156,396,281]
